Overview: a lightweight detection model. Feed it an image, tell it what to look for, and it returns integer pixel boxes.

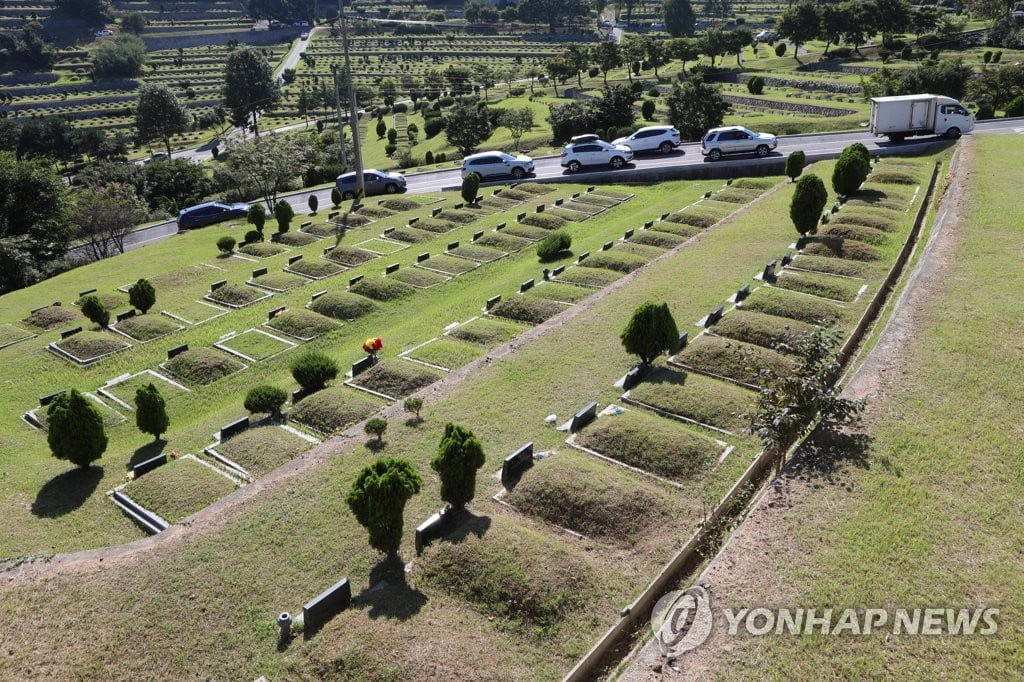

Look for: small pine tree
[641,99,656,120]
[244,385,287,419]
[308,194,318,214]
[330,187,342,208]
[247,203,267,233]
[346,458,422,557]
[785,150,806,183]
[274,199,294,233]
[790,173,828,236]
[47,389,107,468]
[128,278,156,314]
[365,417,388,443]
[134,383,169,441]
[747,76,765,94]
[620,301,679,366]
[80,295,110,328]
[832,147,869,195]
[461,172,480,206]
[403,397,423,418]
[376,118,387,138]
[431,423,486,510]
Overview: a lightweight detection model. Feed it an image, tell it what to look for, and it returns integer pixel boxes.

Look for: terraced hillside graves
[0,148,951,679]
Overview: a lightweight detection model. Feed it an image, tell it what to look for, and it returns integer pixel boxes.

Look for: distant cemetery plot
[265,308,341,341]
[347,361,443,401]
[400,337,485,371]
[160,347,247,386]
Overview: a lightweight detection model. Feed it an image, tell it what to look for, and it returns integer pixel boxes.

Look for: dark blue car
[177,201,250,230]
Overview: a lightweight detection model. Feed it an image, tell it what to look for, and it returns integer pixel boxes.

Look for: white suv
[701,126,778,161]
[560,140,633,172]
[461,151,535,180]
[612,125,682,154]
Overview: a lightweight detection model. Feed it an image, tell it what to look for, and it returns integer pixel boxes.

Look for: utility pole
[331,64,347,167]
[339,0,364,200]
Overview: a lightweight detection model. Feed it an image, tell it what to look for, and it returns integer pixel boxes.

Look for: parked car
[177,201,250,230]
[700,126,778,161]
[300,31,309,39]
[94,29,113,36]
[612,125,682,154]
[560,140,633,172]
[755,30,777,42]
[144,152,169,164]
[461,151,535,180]
[569,133,602,144]
[335,169,407,199]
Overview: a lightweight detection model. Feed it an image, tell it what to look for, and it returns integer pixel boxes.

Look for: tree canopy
[443,104,493,156]
[663,0,696,37]
[789,173,828,236]
[92,34,147,78]
[72,184,148,261]
[225,134,317,210]
[222,47,281,137]
[135,83,191,158]
[665,78,731,141]
[135,383,169,441]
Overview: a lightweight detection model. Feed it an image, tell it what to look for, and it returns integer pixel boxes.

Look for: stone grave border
[47,333,132,366]
[517,281,578,308]
[23,390,126,431]
[769,273,870,305]
[213,328,298,363]
[620,391,738,438]
[287,386,389,439]
[352,236,410,256]
[343,369,403,403]
[666,341,762,392]
[204,417,320,482]
[262,313,332,342]
[227,251,261,263]
[96,368,190,411]
[448,244,508,264]
[563,404,732,488]
[160,300,230,326]
[0,324,37,351]
[322,245,380,267]
[390,266,452,289]
[107,484,170,535]
[202,287,274,310]
[108,314,185,345]
[490,486,586,542]
[397,337,455,372]
[157,348,250,388]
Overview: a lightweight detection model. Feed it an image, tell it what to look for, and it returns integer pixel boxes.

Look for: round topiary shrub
[217,235,236,253]
[790,173,829,236]
[641,99,656,120]
[291,350,339,392]
[536,229,572,262]
[747,76,765,95]
[244,384,288,419]
[244,229,264,244]
[775,43,787,58]
[832,147,870,195]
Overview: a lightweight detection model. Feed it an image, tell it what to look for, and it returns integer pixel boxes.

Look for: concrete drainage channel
[561,157,947,681]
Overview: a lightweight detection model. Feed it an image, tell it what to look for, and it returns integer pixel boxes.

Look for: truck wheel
[945,127,961,140]
[888,134,905,143]
[755,145,770,157]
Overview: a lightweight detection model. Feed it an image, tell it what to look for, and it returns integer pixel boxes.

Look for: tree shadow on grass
[364,438,386,453]
[352,555,427,622]
[128,439,166,469]
[786,422,873,486]
[444,508,491,545]
[32,465,103,518]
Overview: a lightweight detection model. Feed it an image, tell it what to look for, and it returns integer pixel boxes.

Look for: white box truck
[869,94,974,142]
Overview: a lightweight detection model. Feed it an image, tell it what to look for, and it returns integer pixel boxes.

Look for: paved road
[71,119,1023,262]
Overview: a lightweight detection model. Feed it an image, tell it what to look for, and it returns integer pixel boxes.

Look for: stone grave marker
[735,284,750,302]
[555,198,563,206]
[762,259,777,281]
[552,265,565,276]
[577,251,589,263]
[167,343,188,359]
[116,309,136,322]
[472,231,483,241]
[79,288,97,297]
[781,250,793,267]
[289,254,303,265]
[415,509,451,553]
[501,442,534,485]
[624,229,634,239]
[602,241,613,251]
[570,402,598,433]
[39,389,65,407]
[408,216,419,225]
[432,207,442,217]
[447,241,459,251]
[520,279,534,293]
[60,327,82,339]
[311,290,328,301]
[622,364,652,391]
[349,275,364,287]
[485,295,501,311]
[385,263,400,274]
[211,280,227,291]
[678,331,688,350]
[303,578,351,634]
[705,305,724,327]
[383,227,395,236]
[252,267,268,278]
[219,416,249,442]
[495,222,506,231]
[132,453,168,478]
[516,212,527,222]
[323,246,335,255]
[644,220,654,229]
[535,204,545,213]
[351,354,375,377]
[268,306,286,320]
[417,252,430,263]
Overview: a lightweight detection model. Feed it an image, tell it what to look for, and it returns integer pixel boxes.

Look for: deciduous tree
[225,135,316,210]
[665,78,731,141]
[501,107,535,150]
[663,0,696,37]
[443,104,492,156]
[222,47,280,137]
[135,83,190,158]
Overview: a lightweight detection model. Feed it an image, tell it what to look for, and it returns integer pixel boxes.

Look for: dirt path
[618,139,974,680]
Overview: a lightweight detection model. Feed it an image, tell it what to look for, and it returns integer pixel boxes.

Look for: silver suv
[612,125,681,154]
[701,126,778,161]
[461,151,535,180]
[560,140,633,172]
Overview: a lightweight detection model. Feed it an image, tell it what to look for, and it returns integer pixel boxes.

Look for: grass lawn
[666,132,1024,681]
[402,337,485,371]
[0,152,945,679]
[216,330,294,362]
